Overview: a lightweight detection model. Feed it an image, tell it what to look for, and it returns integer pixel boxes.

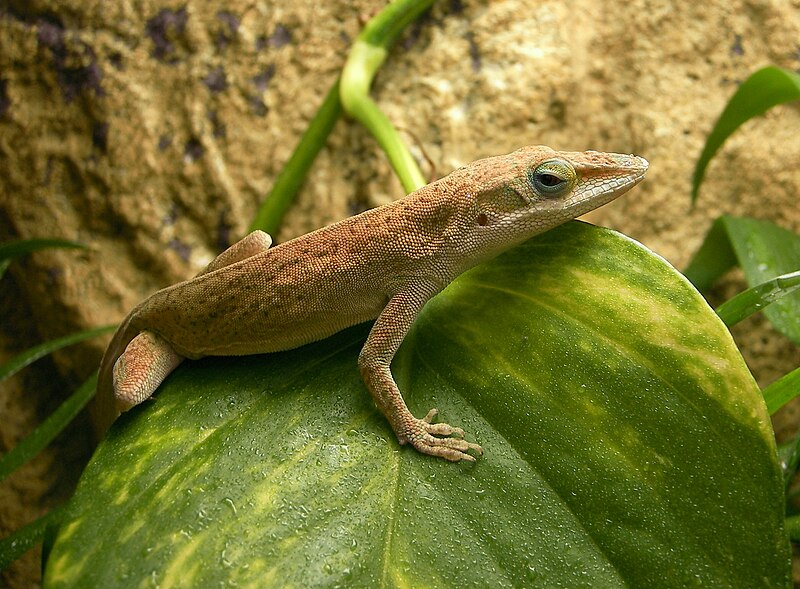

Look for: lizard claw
[402,409,483,462]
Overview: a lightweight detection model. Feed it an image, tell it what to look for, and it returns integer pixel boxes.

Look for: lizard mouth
[566,154,649,213]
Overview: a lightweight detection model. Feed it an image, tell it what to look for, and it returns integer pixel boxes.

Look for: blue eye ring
[528,159,576,196]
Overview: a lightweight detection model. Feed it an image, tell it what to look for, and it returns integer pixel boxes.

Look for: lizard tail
[93,310,141,437]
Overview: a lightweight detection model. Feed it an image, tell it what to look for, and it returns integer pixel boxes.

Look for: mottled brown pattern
[98,146,648,461]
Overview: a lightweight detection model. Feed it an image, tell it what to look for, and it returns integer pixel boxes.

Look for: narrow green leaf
[0,238,86,261]
[0,374,97,483]
[44,223,788,588]
[722,216,800,345]
[0,504,68,572]
[0,238,86,279]
[685,215,800,345]
[776,428,800,489]
[716,270,800,327]
[683,216,737,290]
[784,514,800,542]
[0,325,115,384]
[763,366,800,414]
[691,66,800,203]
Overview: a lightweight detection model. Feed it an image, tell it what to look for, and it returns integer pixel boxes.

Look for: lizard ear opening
[528,158,576,197]
[476,213,489,226]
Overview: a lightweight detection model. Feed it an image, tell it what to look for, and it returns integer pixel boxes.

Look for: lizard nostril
[476,213,489,226]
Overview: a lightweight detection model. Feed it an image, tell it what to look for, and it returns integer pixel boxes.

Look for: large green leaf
[44,223,788,588]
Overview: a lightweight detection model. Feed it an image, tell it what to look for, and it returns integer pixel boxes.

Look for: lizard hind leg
[113,331,183,412]
[198,230,273,275]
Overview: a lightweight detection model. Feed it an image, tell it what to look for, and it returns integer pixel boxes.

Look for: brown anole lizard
[97,146,648,462]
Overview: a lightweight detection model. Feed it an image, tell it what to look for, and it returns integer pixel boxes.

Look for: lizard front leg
[358,287,483,462]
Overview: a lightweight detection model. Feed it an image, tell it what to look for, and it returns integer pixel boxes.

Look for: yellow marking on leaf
[44,520,92,585]
[158,530,205,589]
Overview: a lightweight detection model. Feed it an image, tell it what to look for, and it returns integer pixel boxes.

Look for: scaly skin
[97,146,648,462]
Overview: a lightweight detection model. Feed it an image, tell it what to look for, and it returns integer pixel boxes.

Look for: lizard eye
[529,159,576,196]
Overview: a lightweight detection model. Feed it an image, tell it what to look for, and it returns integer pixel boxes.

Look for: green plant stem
[340,0,435,193]
[0,374,98,483]
[251,0,435,234]
[249,78,343,235]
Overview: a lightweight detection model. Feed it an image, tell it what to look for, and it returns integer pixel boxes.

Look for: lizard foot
[401,408,483,462]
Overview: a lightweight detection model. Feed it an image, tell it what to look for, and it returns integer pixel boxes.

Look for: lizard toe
[404,415,483,462]
[410,434,483,462]
[425,422,465,438]
[421,408,439,423]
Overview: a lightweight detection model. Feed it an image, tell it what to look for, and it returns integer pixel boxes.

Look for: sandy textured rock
[1,0,799,585]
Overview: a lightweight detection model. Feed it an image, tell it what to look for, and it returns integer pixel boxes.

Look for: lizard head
[468,145,648,253]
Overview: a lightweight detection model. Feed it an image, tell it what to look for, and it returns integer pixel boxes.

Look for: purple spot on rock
[466,32,481,72]
[252,64,275,91]
[217,11,240,33]
[167,238,191,261]
[215,11,240,49]
[268,24,292,48]
[109,52,124,70]
[61,58,104,102]
[92,121,108,152]
[449,0,464,13]
[0,79,10,117]
[46,266,63,286]
[217,212,232,252]
[163,204,178,225]
[208,110,226,138]
[402,11,433,50]
[203,66,227,92]
[249,96,268,117]
[37,19,104,102]
[184,138,204,162]
[730,34,744,56]
[145,7,188,62]
[37,20,65,52]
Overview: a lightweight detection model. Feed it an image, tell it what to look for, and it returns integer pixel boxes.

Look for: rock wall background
[1,0,799,585]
